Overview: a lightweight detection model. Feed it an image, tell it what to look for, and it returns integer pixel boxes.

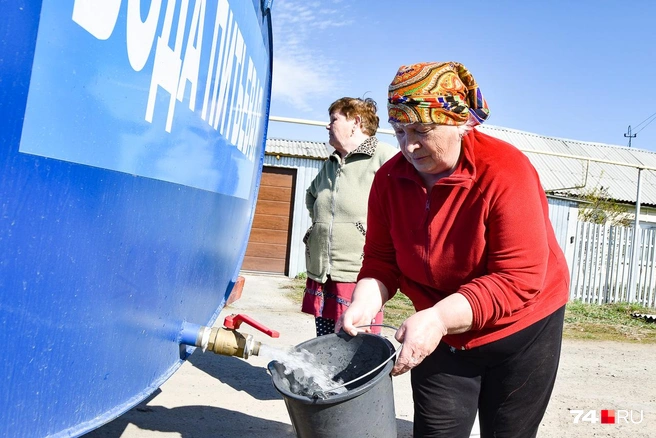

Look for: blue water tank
[0,1,273,436]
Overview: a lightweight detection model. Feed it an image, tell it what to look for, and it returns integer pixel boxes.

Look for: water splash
[260,344,346,399]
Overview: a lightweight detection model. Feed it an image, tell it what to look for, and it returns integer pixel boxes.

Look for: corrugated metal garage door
[242,166,296,274]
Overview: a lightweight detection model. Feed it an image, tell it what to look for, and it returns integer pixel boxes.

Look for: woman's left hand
[392,307,447,376]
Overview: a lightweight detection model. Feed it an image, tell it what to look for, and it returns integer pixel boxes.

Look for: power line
[634,113,656,135]
[633,111,656,130]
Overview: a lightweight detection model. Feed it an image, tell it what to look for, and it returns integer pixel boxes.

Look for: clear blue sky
[267,0,656,152]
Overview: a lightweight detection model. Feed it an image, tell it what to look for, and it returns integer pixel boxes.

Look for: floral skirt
[301,277,383,334]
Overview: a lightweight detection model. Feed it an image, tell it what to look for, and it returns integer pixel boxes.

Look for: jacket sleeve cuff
[457,286,485,331]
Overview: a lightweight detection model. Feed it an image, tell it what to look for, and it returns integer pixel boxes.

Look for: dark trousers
[411,306,565,438]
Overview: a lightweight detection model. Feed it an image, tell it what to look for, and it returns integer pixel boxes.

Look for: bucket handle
[315,325,401,398]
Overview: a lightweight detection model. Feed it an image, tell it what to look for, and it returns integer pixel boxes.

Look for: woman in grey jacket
[302,97,398,336]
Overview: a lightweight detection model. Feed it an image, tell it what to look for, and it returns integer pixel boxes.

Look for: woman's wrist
[352,277,388,309]
[432,293,473,336]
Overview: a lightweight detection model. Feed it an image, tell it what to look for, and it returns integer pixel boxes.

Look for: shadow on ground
[85,397,295,437]
[89,403,411,438]
[187,349,280,401]
[86,390,409,438]
[85,347,412,437]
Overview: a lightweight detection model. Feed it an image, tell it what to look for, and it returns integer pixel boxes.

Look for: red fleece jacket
[358,128,570,349]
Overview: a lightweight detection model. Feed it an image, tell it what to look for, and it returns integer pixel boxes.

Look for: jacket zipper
[424,192,432,282]
[327,160,343,276]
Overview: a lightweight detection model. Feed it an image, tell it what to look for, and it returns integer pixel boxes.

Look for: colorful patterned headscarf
[388,61,490,126]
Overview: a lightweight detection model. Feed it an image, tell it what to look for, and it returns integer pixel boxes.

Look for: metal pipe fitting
[179,314,278,359]
[179,323,262,359]
[206,326,261,359]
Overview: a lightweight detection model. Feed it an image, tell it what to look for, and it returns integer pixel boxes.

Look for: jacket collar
[330,136,379,161]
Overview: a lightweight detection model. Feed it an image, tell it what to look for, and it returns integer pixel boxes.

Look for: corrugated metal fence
[570,221,656,308]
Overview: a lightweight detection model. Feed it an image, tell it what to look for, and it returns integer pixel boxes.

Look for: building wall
[263,154,323,277]
[547,197,579,274]
[263,154,656,279]
[262,154,598,279]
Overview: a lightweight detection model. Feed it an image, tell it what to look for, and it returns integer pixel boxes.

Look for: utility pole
[624,125,636,147]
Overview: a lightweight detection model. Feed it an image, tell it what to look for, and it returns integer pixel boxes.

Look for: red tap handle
[223,314,280,338]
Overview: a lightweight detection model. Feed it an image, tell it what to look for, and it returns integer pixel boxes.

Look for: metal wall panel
[548,198,577,250]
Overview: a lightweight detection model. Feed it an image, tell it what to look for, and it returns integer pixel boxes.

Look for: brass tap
[205,327,262,359]
[180,314,279,360]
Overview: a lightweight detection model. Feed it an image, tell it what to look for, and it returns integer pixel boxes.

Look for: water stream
[259,344,347,399]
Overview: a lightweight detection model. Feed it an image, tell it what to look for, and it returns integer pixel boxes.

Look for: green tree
[577,186,632,226]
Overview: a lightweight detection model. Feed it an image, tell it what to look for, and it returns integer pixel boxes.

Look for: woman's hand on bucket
[336,278,388,336]
[392,296,473,375]
[392,308,446,376]
[336,304,378,336]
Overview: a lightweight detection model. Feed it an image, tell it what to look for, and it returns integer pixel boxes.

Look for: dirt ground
[540,339,655,437]
[85,274,656,438]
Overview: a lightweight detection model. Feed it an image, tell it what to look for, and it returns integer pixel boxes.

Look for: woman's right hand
[335,277,388,336]
[336,302,378,336]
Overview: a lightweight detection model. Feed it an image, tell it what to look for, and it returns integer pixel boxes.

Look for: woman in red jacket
[337,62,570,438]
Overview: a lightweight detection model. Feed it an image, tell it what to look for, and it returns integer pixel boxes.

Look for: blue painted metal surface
[0,1,273,436]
